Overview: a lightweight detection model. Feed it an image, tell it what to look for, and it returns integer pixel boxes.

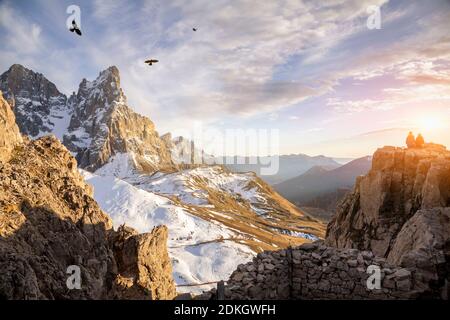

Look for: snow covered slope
[81,170,255,293]
[125,165,323,245]
[84,158,324,293]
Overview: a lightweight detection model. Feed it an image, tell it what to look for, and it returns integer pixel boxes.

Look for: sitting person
[416,133,425,148]
[406,131,416,148]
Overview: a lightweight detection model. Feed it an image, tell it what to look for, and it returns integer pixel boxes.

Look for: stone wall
[215,243,426,300]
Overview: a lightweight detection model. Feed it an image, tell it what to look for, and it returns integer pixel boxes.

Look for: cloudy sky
[1,0,449,157]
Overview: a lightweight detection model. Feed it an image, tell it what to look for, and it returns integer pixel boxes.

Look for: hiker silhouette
[406,132,416,148]
[416,133,425,148]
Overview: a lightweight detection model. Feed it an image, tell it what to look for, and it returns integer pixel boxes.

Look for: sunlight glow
[418,116,444,133]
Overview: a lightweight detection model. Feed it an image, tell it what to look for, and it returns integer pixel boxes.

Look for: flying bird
[145,59,159,66]
[193,27,197,32]
[69,20,82,36]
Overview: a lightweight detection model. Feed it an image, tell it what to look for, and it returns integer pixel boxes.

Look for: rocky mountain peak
[100,65,120,80]
[62,66,174,172]
[0,64,69,138]
[0,64,63,102]
[0,64,177,173]
[73,65,125,110]
[94,66,121,94]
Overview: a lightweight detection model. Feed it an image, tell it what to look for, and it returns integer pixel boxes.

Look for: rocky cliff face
[64,67,175,172]
[0,97,176,299]
[0,92,23,163]
[160,133,215,165]
[326,144,450,256]
[0,64,69,139]
[325,144,450,298]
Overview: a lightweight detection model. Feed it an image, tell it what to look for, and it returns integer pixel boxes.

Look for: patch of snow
[49,107,72,141]
[172,241,254,294]
[94,153,138,179]
[270,227,319,241]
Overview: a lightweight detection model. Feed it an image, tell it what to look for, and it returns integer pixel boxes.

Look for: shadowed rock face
[387,208,450,298]
[0,98,176,299]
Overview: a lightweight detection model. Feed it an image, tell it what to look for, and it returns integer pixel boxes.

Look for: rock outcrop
[326,144,450,257]
[63,67,175,172]
[111,225,176,299]
[0,98,176,299]
[387,208,449,298]
[324,144,450,298]
[161,133,215,165]
[0,92,23,162]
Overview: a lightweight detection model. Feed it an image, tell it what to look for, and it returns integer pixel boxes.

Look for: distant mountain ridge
[219,154,341,185]
[274,156,372,219]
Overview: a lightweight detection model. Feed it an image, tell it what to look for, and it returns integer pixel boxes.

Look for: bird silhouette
[145,59,159,66]
[69,20,82,36]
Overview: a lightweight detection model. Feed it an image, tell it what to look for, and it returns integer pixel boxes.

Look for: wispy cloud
[0,2,42,54]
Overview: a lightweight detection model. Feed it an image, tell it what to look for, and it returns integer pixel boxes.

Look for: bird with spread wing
[145,59,159,66]
[69,20,82,36]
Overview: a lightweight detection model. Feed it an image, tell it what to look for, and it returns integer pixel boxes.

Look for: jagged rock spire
[0,64,68,138]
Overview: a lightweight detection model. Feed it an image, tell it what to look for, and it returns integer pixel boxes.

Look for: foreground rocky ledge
[0,135,176,299]
[0,91,176,299]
